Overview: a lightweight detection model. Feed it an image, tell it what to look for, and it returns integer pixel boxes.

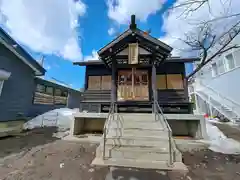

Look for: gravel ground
[0,126,240,180]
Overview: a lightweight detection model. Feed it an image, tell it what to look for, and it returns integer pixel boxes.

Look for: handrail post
[153,99,173,165]
[102,102,118,160]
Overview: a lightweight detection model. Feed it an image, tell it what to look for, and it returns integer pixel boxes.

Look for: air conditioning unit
[128,43,138,64]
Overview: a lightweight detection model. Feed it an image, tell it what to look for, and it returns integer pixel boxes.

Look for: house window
[233,49,240,67]
[54,89,62,96]
[212,62,218,77]
[166,74,183,89]
[225,53,235,70]
[0,80,4,96]
[217,58,225,74]
[36,84,45,93]
[46,86,53,95]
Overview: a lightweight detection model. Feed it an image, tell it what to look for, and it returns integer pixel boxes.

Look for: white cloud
[84,50,99,61]
[107,0,166,24]
[0,0,86,62]
[161,0,240,57]
[108,27,116,36]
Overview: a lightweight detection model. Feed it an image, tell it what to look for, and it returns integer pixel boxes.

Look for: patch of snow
[23,108,78,130]
[205,121,240,154]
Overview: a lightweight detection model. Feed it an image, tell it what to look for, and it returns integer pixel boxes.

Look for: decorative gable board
[128,43,138,64]
[117,46,151,56]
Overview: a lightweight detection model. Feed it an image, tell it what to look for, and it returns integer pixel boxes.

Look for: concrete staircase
[194,81,240,123]
[92,113,187,171]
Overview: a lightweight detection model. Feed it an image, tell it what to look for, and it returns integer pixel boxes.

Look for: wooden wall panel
[156,75,166,89]
[101,76,111,90]
[167,74,183,89]
[88,76,101,90]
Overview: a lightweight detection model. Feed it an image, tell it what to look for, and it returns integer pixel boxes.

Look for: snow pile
[24,108,78,130]
[206,121,240,154]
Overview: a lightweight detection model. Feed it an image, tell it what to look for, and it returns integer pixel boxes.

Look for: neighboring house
[0,28,81,122]
[29,77,82,117]
[190,34,240,123]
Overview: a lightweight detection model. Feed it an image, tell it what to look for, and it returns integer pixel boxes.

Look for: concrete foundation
[71,113,207,139]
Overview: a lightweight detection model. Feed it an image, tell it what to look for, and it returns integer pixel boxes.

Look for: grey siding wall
[29,104,65,117]
[67,90,82,109]
[0,44,36,121]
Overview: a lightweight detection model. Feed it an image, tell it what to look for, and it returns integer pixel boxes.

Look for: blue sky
[0,0,195,90]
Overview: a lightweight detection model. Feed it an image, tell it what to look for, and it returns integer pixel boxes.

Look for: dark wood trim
[148,68,152,102]
[151,54,157,112]
[111,56,117,103]
[183,65,189,101]
[85,67,88,90]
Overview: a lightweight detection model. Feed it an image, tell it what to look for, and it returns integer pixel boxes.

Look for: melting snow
[23,108,78,130]
[206,120,240,154]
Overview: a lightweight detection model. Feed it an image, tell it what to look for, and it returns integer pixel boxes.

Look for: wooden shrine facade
[74,15,200,113]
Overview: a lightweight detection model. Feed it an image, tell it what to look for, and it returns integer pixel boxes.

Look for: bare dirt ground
[0,126,240,180]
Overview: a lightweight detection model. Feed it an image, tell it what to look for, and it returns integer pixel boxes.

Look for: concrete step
[118,113,155,120]
[104,136,171,147]
[108,121,164,129]
[92,157,188,171]
[96,146,182,162]
[107,128,168,137]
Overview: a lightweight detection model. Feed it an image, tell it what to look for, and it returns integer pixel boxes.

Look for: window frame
[211,62,218,77]
[0,80,4,96]
[45,86,54,95]
[225,53,235,71]
[36,84,45,93]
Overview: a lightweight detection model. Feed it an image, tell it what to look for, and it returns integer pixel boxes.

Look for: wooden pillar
[152,60,157,112]
[184,78,189,101]
[111,57,117,103]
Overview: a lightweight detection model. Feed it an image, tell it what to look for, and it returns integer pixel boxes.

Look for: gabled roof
[98,28,172,56]
[0,28,46,76]
[97,15,173,67]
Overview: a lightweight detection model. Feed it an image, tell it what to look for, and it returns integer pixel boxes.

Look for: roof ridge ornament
[129,15,137,30]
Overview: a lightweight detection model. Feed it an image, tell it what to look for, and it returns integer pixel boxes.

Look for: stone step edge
[107,127,167,131]
[99,143,180,152]
[104,135,170,141]
[91,158,188,171]
[97,145,170,153]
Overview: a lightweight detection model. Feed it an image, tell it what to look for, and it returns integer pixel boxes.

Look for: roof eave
[0,28,46,76]
[74,57,200,66]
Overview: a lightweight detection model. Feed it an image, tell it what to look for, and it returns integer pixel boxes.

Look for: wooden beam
[151,53,157,112]
[111,56,117,103]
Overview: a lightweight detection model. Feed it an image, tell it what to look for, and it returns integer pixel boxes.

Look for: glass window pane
[46,86,53,95]
[225,53,235,70]
[36,84,45,93]
[0,80,4,96]
[55,89,62,96]
[233,49,240,67]
[217,58,225,74]
[212,63,218,77]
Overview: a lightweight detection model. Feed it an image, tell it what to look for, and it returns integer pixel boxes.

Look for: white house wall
[201,66,240,103]
[196,34,240,104]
